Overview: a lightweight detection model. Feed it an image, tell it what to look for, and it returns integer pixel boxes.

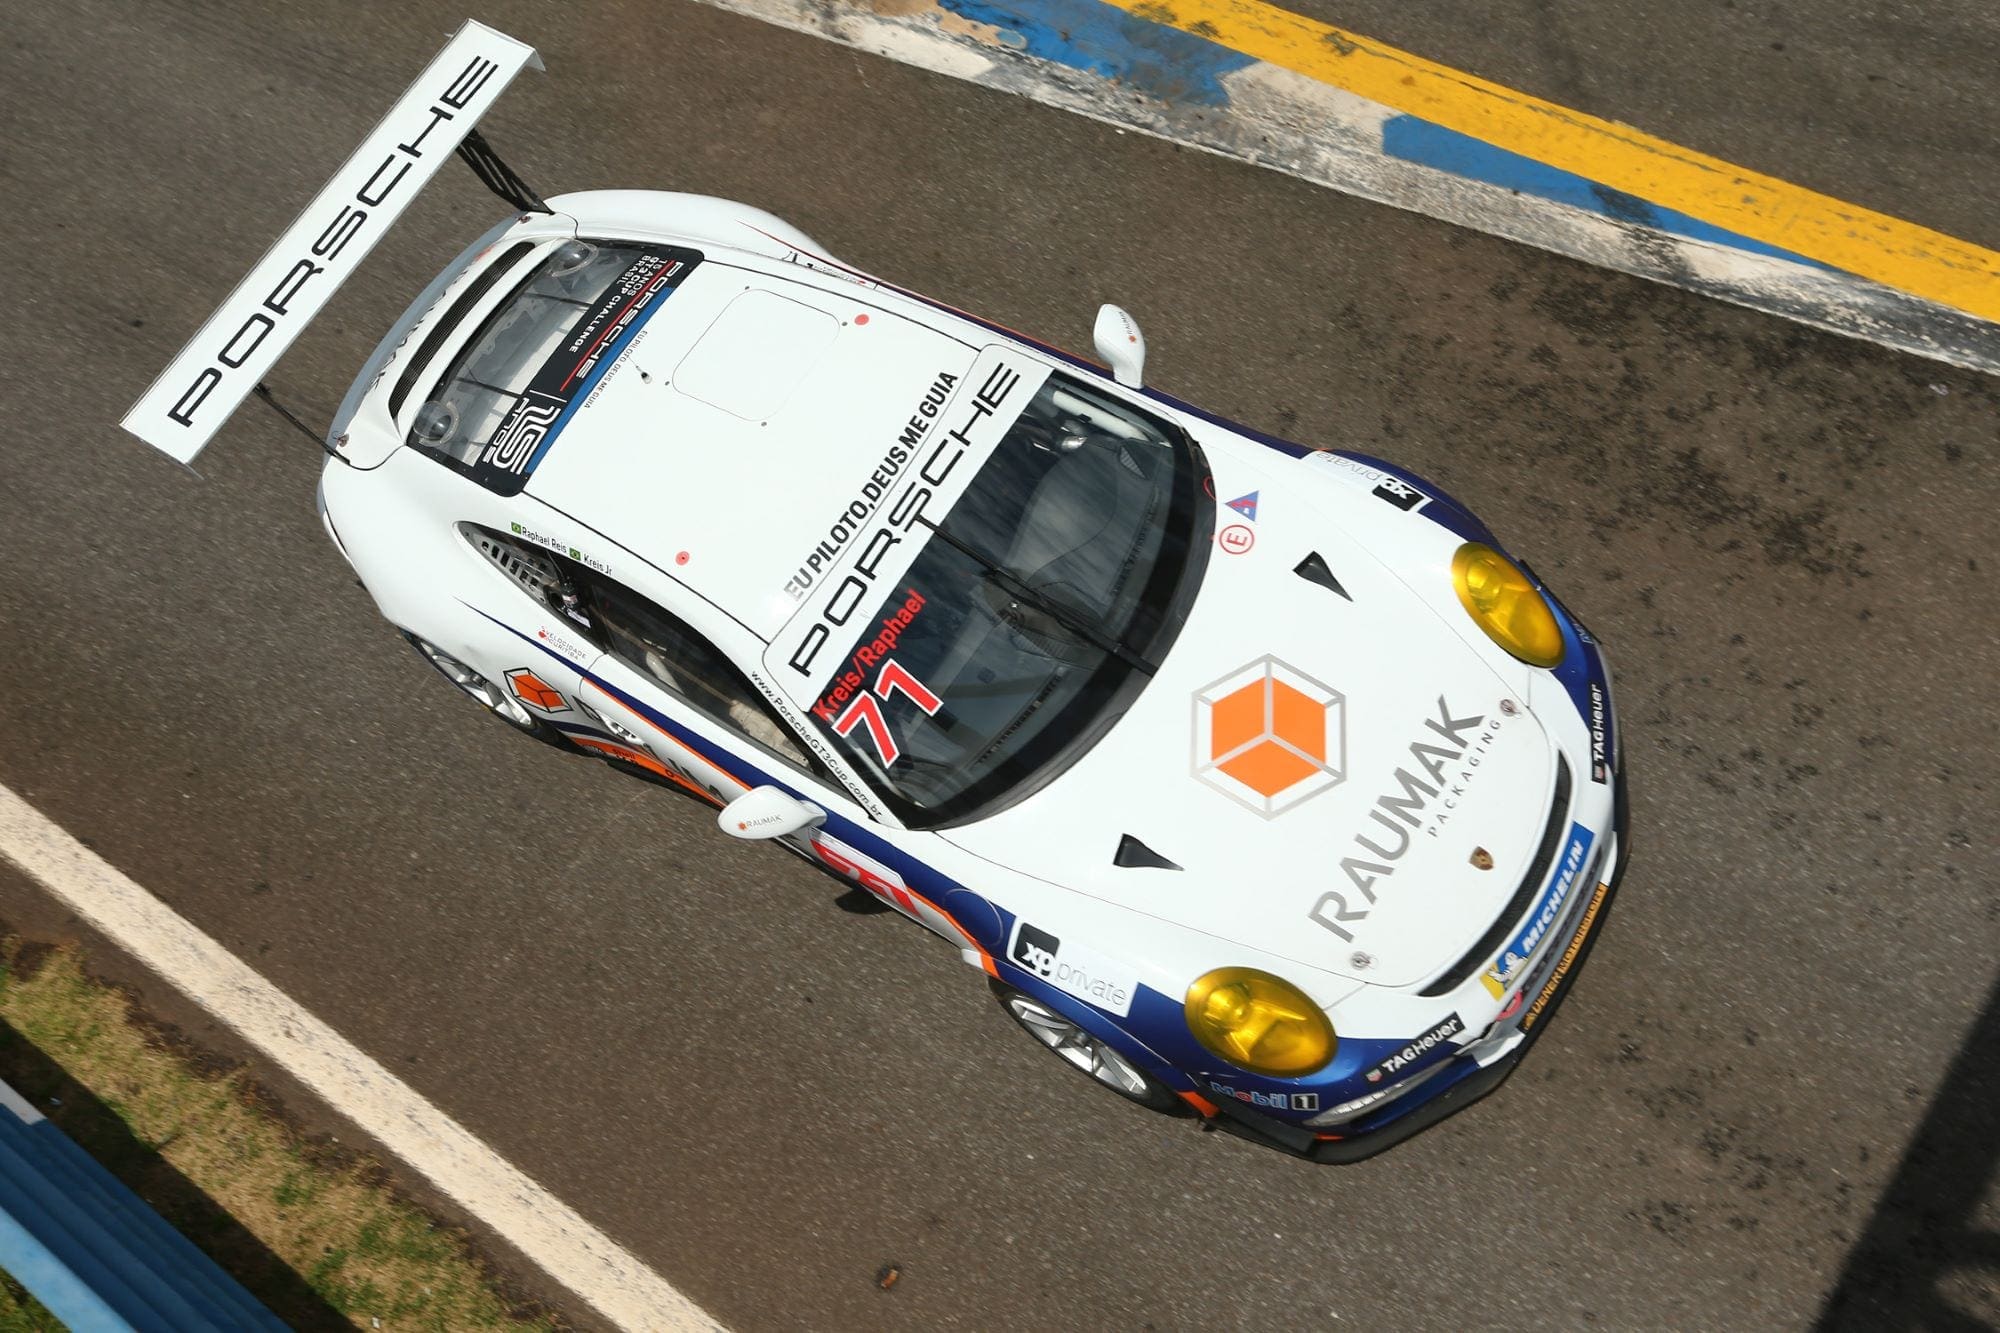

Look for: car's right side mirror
[1093,304,1146,388]
[718,786,826,840]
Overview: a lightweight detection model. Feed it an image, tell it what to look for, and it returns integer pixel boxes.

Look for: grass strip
[0,935,562,1330]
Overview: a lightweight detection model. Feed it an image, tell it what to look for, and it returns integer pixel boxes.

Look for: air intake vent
[1293,552,1351,600]
[1113,834,1182,871]
[464,525,560,599]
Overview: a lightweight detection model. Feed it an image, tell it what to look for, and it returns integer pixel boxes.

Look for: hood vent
[1293,552,1351,601]
[466,524,561,599]
[1113,834,1182,871]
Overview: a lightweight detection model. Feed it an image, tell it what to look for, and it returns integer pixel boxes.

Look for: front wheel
[405,634,576,752]
[990,980,1186,1115]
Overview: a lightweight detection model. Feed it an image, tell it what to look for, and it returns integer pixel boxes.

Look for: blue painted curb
[938,0,1253,104]
[1380,116,1834,271]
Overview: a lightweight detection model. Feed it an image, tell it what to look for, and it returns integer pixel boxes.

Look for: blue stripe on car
[517,280,686,477]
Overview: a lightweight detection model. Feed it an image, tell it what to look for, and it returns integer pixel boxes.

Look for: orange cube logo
[1192,657,1345,816]
[505,669,567,713]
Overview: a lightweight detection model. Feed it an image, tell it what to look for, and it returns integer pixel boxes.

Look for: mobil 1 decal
[472,246,703,494]
[768,347,1049,706]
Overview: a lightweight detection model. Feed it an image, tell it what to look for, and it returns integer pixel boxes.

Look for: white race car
[126,24,1627,1161]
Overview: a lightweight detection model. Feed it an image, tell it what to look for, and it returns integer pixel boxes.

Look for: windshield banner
[766,346,1050,705]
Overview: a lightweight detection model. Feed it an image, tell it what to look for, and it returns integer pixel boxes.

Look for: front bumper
[1205,757,1631,1163]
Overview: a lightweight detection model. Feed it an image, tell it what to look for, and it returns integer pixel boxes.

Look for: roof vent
[1113,834,1182,871]
[1293,551,1351,601]
[672,290,839,422]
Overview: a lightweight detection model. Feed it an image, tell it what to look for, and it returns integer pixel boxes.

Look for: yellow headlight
[1451,543,1565,668]
[1184,968,1335,1076]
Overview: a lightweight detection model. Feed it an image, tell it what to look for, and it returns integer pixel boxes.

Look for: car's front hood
[939,460,1559,988]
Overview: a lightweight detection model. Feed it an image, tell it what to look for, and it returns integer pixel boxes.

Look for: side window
[464,525,831,783]
[464,525,599,633]
[579,572,825,778]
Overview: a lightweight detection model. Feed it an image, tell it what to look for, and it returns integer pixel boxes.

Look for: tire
[404,634,577,752]
[990,979,1187,1115]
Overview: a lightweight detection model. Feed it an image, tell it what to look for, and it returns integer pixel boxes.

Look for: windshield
[804,370,1209,827]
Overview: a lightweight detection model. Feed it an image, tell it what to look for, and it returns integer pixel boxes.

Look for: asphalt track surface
[2,0,1997,1328]
[1296,0,2000,253]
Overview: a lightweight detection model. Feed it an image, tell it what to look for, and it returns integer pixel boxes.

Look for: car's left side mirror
[718,786,827,840]
[1093,304,1146,388]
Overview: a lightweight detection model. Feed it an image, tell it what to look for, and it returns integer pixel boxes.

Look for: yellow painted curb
[1109,0,2000,324]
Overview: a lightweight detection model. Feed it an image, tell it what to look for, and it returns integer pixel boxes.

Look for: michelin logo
[1008,921,1139,1017]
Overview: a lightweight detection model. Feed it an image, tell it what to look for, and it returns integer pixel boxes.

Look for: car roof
[521,256,982,640]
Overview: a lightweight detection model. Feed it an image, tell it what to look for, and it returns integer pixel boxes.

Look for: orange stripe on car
[568,736,720,804]
[579,679,753,792]
[575,677,1002,972]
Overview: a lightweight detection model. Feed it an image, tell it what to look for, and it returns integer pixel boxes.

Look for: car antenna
[251,382,343,463]
[455,127,549,213]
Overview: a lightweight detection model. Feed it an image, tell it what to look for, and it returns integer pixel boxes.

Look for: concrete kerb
[696,0,2000,375]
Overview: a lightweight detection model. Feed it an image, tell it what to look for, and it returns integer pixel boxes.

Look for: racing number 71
[832,659,941,766]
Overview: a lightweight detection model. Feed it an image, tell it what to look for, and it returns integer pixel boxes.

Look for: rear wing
[121,20,541,464]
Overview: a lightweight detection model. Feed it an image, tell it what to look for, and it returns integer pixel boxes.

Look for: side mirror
[718,786,826,840]
[1093,304,1146,388]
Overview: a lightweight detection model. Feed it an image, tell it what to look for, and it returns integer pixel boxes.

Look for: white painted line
[0,782,719,1332]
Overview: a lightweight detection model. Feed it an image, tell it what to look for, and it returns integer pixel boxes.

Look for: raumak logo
[1208,1082,1320,1112]
[1308,698,1497,943]
[1588,682,1609,783]
[1361,1013,1465,1084]
[503,669,566,713]
[1006,921,1138,1017]
[1191,657,1345,818]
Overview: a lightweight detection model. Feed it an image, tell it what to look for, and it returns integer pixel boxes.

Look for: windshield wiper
[918,517,1157,676]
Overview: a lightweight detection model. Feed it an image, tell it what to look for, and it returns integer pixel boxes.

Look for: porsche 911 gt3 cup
[124,22,1629,1161]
